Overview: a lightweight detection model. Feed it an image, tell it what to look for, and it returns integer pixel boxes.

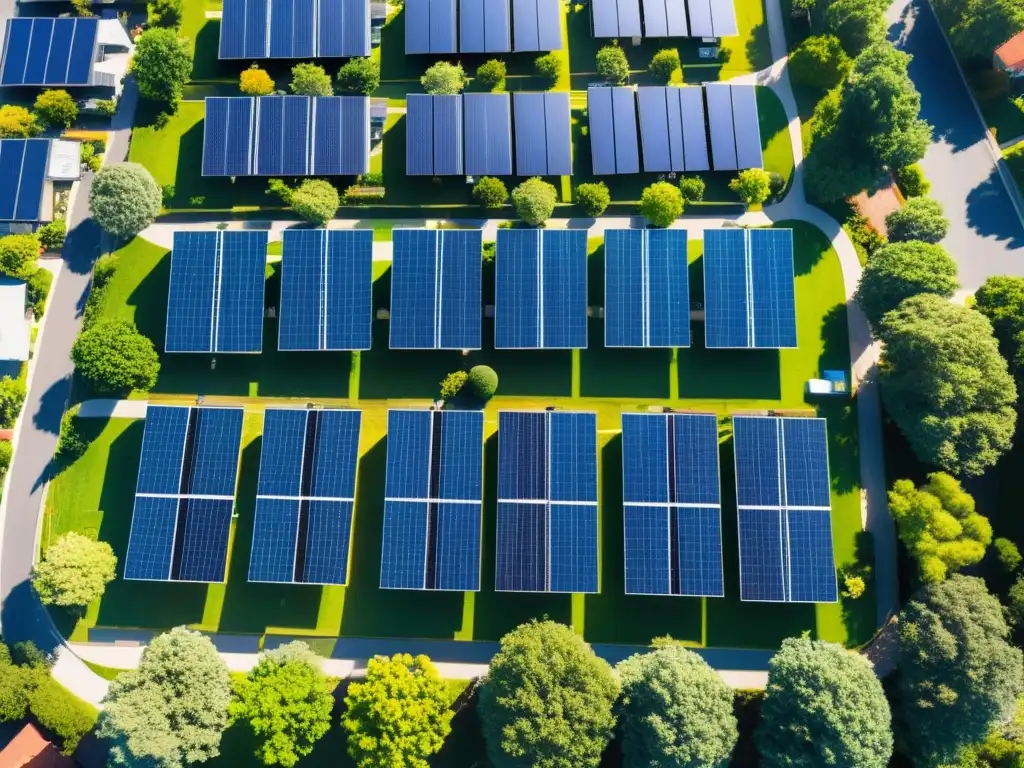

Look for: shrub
[1010,575,1024,626]
[467,365,498,401]
[33,532,117,608]
[482,240,496,264]
[290,180,339,226]
[33,90,78,129]
[0,442,11,478]
[240,64,275,95]
[440,371,468,399]
[678,175,705,202]
[56,405,87,459]
[639,182,683,227]
[131,28,192,104]
[473,177,508,208]
[80,142,101,173]
[70,0,93,16]
[895,163,930,197]
[161,183,176,206]
[337,57,380,95]
[0,376,26,428]
[788,34,851,88]
[147,0,183,29]
[649,48,680,83]
[576,182,610,216]
[421,62,466,94]
[267,178,293,205]
[361,170,384,186]
[476,59,507,89]
[511,177,557,225]
[730,168,773,206]
[36,220,66,251]
[0,233,41,279]
[844,213,886,262]
[96,99,117,116]
[71,319,159,394]
[843,574,866,599]
[596,44,630,83]
[89,163,162,240]
[768,171,786,200]
[290,63,333,96]
[30,677,97,755]
[342,185,384,205]
[996,538,1023,573]
[26,266,52,316]
[535,53,562,87]
[0,105,41,138]
[885,196,949,243]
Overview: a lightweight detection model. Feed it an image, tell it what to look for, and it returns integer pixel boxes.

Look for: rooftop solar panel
[405,94,435,175]
[512,0,562,50]
[434,95,464,175]
[320,0,371,57]
[0,139,49,223]
[638,86,687,172]
[464,93,513,176]
[731,84,763,169]
[496,411,598,593]
[460,0,511,52]
[406,0,457,53]
[679,86,710,171]
[124,406,243,583]
[591,0,641,36]
[706,83,737,170]
[733,416,837,603]
[380,409,484,591]
[513,92,572,176]
[587,87,639,175]
[1,18,97,86]
[219,0,369,58]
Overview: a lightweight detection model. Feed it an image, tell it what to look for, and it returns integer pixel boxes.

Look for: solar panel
[249,408,361,585]
[165,231,267,354]
[380,409,484,591]
[679,86,710,171]
[124,406,243,583]
[405,95,464,176]
[733,416,837,603]
[464,94,513,176]
[0,139,49,223]
[705,83,737,171]
[0,18,97,86]
[710,0,739,36]
[512,0,562,50]
[496,411,598,593]
[638,86,683,172]
[279,229,372,351]
[406,0,457,53]
[460,0,511,52]
[604,229,690,348]
[731,84,763,169]
[219,0,369,57]
[514,92,572,176]
[587,87,639,175]
[494,229,587,349]
[591,0,641,36]
[389,229,482,350]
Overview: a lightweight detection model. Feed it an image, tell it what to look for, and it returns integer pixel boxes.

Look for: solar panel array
[733,416,837,603]
[705,83,762,171]
[165,231,267,354]
[513,92,572,176]
[0,17,98,86]
[249,408,361,585]
[464,94,513,176]
[591,0,641,37]
[688,0,739,36]
[592,0,735,36]
[405,0,458,53]
[380,409,484,591]
[637,86,709,172]
[279,229,372,351]
[406,94,464,176]
[588,87,640,176]
[512,0,562,50]
[124,406,244,583]
[219,0,370,58]
[460,0,511,52]
[604,229,690,348]
[642,0,689,35]
[496,411,598,593]
[202,96,370,177]
[495,228,587,349]
[390,229,482,350]
[0,139,49,223]
[621,413,723,596]
[703,228,797,349]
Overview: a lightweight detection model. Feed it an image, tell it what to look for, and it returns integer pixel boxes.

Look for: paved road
[889,0,1024,291]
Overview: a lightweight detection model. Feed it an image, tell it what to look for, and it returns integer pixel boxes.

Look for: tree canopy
[289,179,338,226]
[131,28,192,103]
[479,620,619,768]
[932,0,1024,60]
[99,627,232,768]
[596,44,630,83]
[240,64,275,95]
[876,293,1017,476]
[33,90,78,129]
[576,182,611,216]
[148,0,183,28]
[639,182,683,227]
[336,57,380,95]
[854,241,958,328]
[788,34,851,88]
[467,365,498,400]
[825,0,888,55]
[290,63,333,96]
[0,233,40,279]
[32,533,117,608]
[896,575,1024,766]
[973,275,1024,372]
[757,636,892,768]
[71,319,159,394]
[0,105,40,138]
[476,59,507,89]
[473,177,509,208]
[885,197,950,243]
[511,177,557,225]
[649,49,680,83]
[535,53,562,87]
[730,168,773,206]
[615,644,737,768]
[421,61,466,94]
[89,162,162,239]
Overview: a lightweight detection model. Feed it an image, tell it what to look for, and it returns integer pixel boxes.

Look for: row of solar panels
[406,92,571,177]
[0,17,99,87]
[406,0,561,53]
[202,96,370,177]
[592,0,737,38]
[589,84,762,175]
[219,0,370,59]
[0,139,51,223]
[124,406,836,602]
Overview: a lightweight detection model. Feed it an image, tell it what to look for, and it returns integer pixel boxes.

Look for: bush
[649,48,680,82]
[147,0,183,29]
[788,35,851,88]
[240,64,275,95]
[342,185,384,205]
[895,164,930,197]
[80,142,101,173]
[30,677,97,755]
[337,57,380,95]
[33,532,117,608]
[482,240,496,264]
[473,176,508,208]
[131,28,192,104]
[440,371,468,399]
[467,365,498,401]
[290,180,339,226]
[730,168,773,206]
[0,376,26,428]
[421,62,466,94]
[0,233,41,279]
[885,196,949,243]
[768,171,786,200]
[290,63,333,96]
[1010,576,1024,626]
[476,59,506,89]
[36,220,66,251]
[639,182,683,227]
[843,574,866,599]
[678,175,705,202]
[26,266,52,316]
[996,538,1023,573]
[161,183,175,206]
[96,99,117,117]
[0,105,41,138]
[844,213,886,262]
[89,163,162,240]
[575,182,610,216]
[361,170,384,186]
[596,44,630,83]
[511,177,557,225]
[534,53,562,87]
[33,90,78,129]
[56,405,87,459]
[0,442,11,478]
[71,319,159,394]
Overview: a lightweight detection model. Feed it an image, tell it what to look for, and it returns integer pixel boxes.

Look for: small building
[0,278,30,363]
[995,30,1024,81]
[0,139,81,234]
[0,723,76,768]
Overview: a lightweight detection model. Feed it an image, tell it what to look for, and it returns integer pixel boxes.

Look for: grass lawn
[47,220,873,651]
[757,86,795,192]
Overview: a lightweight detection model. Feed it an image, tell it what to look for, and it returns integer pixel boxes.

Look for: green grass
[758,86,795,194]
[82,660,128,681]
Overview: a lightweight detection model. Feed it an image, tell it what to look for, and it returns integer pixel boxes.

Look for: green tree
[895,163,930,197]
[975,275,1024,370]
[729,168,773,206]
[639,182,683,227]
[511,177,557,225]
[0,641,43,724]
[1010,576,1024,627]
[896,575,1024,766]
[240,64,275,95]
[576,182,611,216]
[36,220,67,251]
[71,319,159,394]
[289,180,338,226]
[535,53,562,87]
[854,241,958,328]
[649,49,680,83]
[421,61,466,94]
[467,365,498,401]
[678,176,705,202]
[343,654,453,768]
[33,90,78,129]
[0,376,23,428]
[757,637,892,768]
[290,63,333,96]
[70,0,93,16]
[0,233,40,279]
[230,642,332,767]
[826,0,887,55]
[131,28,192,104]
[89,162,162,239]
[440,371,468,399]
[788,35,851,88]
[888,473,991,583]
[932,0,1024,60]
[615,645,737,768]
[33,532,117,609]
[877,293,1017,476]
[99,627,232,768]
[476,59,507,89]
[995,538,1023,573]
[148,0,183,28]
[29,677,96,754]
[596,44,630,83]
[336,57,379,95]
[473,177,509,208]
[479,620,619,768]
[885,197,950,243]
[0,105,41,138]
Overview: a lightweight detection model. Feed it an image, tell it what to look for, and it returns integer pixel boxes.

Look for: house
[995,30,1024,81]
[0,723,75,768]
[0,278,30,363]
[0,139,81,234]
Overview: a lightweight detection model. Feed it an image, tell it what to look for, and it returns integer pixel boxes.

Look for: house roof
[0,277,28,362]
[0,724,75,768]
[996,30,1024,70]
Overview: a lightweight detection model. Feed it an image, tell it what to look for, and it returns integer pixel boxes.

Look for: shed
[0,723,74,768]
[995,30,1024,79]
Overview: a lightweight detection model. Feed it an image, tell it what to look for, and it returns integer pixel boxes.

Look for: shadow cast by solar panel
[791,219,830,277]
[470,322,574,396]
[583,435,703,645]
[473,433,573,640]
[840,531,877,643]
[580,320,672,398]
[380,117,480,207]
[172,120,273,211]
[676,336,781,400]
[191,20,230,81]
[340,438,469,638]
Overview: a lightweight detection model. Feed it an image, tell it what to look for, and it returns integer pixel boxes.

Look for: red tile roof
[0,724,75,768]
[996,31,1024,71]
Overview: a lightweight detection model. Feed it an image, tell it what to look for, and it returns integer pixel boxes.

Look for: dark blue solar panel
[782,418,831,508]
[390,230,439,349]
[135,406,190,495]
[495,502,545,591]
[282,96,310,175]
[384,410,432,498]
[244,0,269,57]
[0,141,25,221]
[677,506,723,596]
[190,408,245,496]
[549,411,597,502]
[621,413,669,504]
[587,87,616,175]
[647,229,690,348]
[672,413,719,505]
[406,95,434,175]
[495,229,540,349]
[341,0,370,56]
[497,411,547,500]
[202,99,229,176]
[44,19,74,86]
[313,96,369,176]
[257,409,307,496]
[219,0,248,57]
[733,416,781,508]
[379,500,428,589]
[215,231,266,353]
[737,508,785,601]
[124,497,178,580]
[309,409,361,498]
[434,503,481,590]
[433,96,463,175]
[513,92,572,176]
[268,0,306,58]
[604,230,645,348]
[787,510,838,602]
[294,0,316,57]
[278,230,324,351]
[549,504,598,592]
[226,98,255,176]
[23,18,52,85]
[325,229,372,350]
[429,0,457,52]
[0,19,30,85]
[303,500,354,584]
[437,411,484,500]
[623,506,670,595]
[177,498,233,581]
[256,96,285,175]
[405,0,431,54]
[249,498,299,582]
[464,94,512,176]
[166,232,218,353]
[13,140,48,222]
[750,229,797,348]
[542,230,587,349]
[438,230,482,349]
[703,228,749,348]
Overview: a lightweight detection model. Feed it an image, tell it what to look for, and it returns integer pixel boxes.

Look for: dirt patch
[852,178,903,236]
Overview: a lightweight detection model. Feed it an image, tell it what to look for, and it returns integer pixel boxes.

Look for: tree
[89,163,162,239]
[71,319,159,394]
[679,176,705,202]
[473,177,509,208]
[240,64,275,95]
[290,62,333,96]
[877,293,1017,476]
[70,0,93,16]
[615,644,737,768]
[421,61,465,94]
[896,575,1024,766]
[788,35,851,88]
[476,59,507,89]
[889,473,991,583]
[535,53,562,87]
[639,182,683,227]
[99,627,232,768]
[649,48,680,83]
[757,637,891,768]
[0,233,40,279]
[0,105,41,138]
[0,376,25,428]
[895,163,930,197]
[975,275,1024,368]
[467,365,498,401]
[230,642,332,767]
[148,0,183,29]
[576,182,611,216]
[932,0,1024,60]
[336,57,379,95]
[826,0,887,55]
[343,654,453,768]
[995,538,1023,573]
[1010,576,1024,627]
[33,90,78,129]
[596,44,630,84]
[289,180,338,226]
[440,371,468,399]
[885,197,950,243]
[730,168,773,206]
[854,241,958,328]
[33,532,116,609]
[36,220,67,251]
[511,177,557,225]
[131,28,192,104]
[479,620,619,768]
